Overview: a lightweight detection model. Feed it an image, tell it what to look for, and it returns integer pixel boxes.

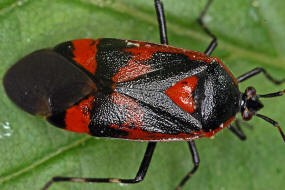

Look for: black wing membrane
[3,50,96,117]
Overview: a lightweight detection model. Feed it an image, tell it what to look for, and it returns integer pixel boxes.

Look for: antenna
[257,90,285,98]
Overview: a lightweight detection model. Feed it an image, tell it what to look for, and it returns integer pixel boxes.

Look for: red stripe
[72,39,99,74]
[64,96,95,134]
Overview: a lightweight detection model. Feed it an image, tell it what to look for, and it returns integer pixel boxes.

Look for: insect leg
[42,142,157,190]
[237,67,285,84]
[198,0,217,56]
[175,141,200,190]
[228,120,246,140]
[154,0,168,44]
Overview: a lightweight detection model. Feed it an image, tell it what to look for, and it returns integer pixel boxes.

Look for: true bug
[2,0,285,189]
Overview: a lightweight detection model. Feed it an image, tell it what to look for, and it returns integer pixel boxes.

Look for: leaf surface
[0,0,285,190]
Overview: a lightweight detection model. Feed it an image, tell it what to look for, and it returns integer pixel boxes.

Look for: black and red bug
[2,0,285,189]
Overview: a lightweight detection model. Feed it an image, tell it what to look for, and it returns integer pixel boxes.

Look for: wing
[88,38,213,141]
[3,50,96,117]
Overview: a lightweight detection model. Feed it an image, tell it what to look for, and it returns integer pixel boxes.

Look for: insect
[3,0,285,189]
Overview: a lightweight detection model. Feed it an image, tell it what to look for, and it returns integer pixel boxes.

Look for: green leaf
[0,0,285,190]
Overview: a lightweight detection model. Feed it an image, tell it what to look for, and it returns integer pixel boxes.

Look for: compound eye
[245,86,256,97]
[242,109,253,121]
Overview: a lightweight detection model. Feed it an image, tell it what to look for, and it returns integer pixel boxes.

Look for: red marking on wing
[124,40,214,64]
[64,96,95,134]
[71,39,99,74]
[111,92,144,128]
[165,76,198,113]
[112,62,151,83]
[109,116,235,141]
[109,123,198,141]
